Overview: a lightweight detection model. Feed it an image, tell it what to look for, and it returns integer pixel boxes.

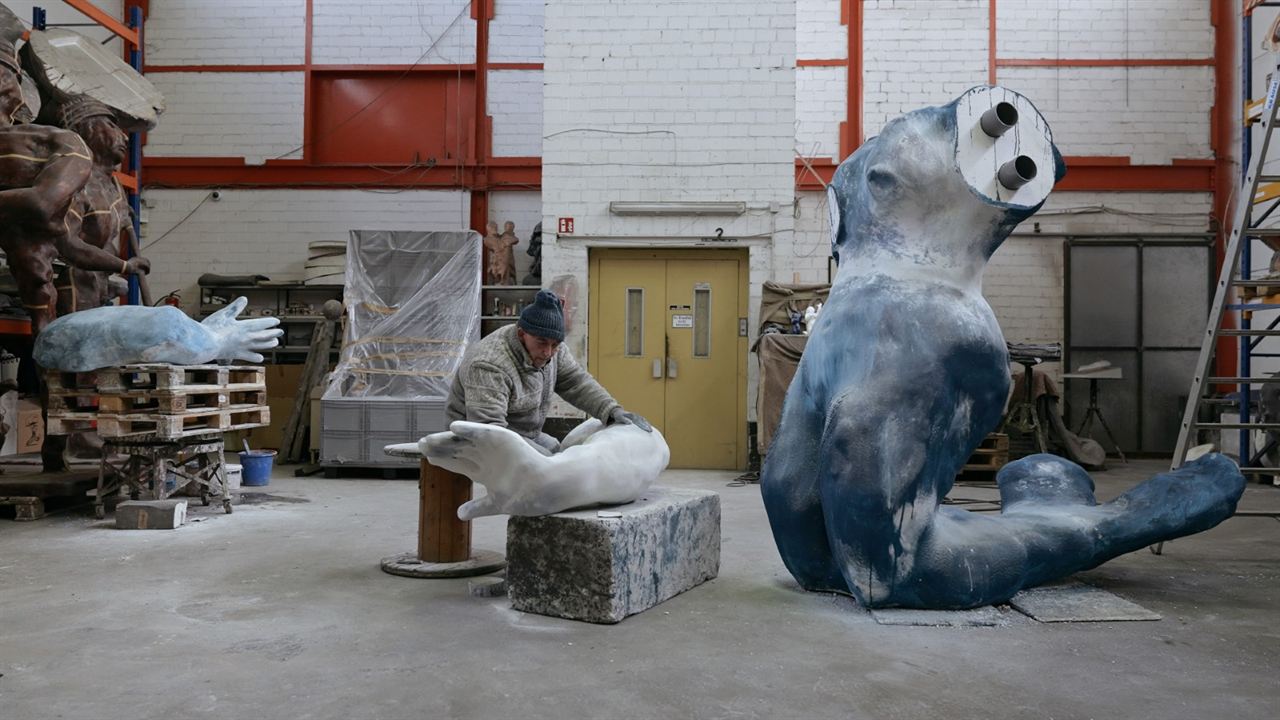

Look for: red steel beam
[471,0,493,233]
[145,64,307,73]
[845,0,863,157]
[302,0,313,162]
[488,62,543,71]
[797,59,845,67]
[60,0,138,46]
[989,0,997,84]
[143,157,540,190]
[145,64,479,73]
[1211,0,1238,379]
[835,1,861,158]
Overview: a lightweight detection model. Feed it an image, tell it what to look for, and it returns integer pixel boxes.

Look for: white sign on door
[672,314,693,328]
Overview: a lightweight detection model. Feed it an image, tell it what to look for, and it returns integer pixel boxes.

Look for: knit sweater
[445,324,621,438]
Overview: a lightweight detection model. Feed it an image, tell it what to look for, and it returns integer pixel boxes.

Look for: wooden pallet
[96,364,265,393]
[45,413,98,436]
[47,391,99,414]
[958,433,1010,475]
[44,370,97,393]
[96,389,267,415]
[97,404,270,439]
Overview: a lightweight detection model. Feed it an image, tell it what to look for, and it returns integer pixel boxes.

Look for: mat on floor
[1009,580,1161,623]
[870,606,1007,627]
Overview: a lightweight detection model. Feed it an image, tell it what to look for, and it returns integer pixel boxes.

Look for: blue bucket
[239,450,276,486]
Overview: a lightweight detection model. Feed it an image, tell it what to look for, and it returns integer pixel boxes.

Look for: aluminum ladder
[1163,63,1280,552]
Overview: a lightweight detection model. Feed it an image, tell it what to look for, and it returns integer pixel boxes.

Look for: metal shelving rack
[1231,1,1280,467]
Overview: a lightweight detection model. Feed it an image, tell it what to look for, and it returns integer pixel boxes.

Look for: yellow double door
[590,249,748,470]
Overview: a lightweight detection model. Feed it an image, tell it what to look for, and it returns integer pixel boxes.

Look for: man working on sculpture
[447,289,652,454]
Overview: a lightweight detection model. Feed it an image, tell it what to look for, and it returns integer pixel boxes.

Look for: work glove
[609,407,653,432]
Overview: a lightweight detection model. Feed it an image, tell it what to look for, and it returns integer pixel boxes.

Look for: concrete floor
[1,459,1276,720]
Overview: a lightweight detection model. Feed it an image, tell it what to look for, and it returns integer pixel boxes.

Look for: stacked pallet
[956,432,1010,479]
[46,364,269,440]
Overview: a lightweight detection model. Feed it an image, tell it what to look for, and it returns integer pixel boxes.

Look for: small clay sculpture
[498,221,520,285]
[482,220,519,285]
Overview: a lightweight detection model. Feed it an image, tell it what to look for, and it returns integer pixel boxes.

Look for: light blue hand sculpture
[34,296,283,371]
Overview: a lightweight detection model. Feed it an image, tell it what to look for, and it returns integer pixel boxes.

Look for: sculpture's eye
[867,167,897,193]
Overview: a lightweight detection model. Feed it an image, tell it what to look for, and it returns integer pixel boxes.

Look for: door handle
[667,357,678,379]
[652,359,663,379]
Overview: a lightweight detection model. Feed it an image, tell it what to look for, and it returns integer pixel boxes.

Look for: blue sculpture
[760,87,1246,609]
[35,296,282,372]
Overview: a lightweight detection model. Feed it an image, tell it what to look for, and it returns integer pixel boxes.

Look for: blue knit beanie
[518,289,565,341]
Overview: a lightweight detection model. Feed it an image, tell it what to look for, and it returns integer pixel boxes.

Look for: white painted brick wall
[996,0,1212,59]
[491,0,544,63]
[145,73,304,162]
[488,70,543,157]
[985,236,1064,347]
[796,66,844,161]
[1028,191,1213,236]
[542,0,794,422]
[789,192,835,284]
[6,1,124,54]
[797,0,844,60]
[140,189,470,308]
[488,190,542,281]
[144,0,306,65]
[999,67,1213,163]
[862,0,989,136]
[311,0,477,65]
[543,0,794,240]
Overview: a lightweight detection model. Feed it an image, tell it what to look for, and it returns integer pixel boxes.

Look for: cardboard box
[245,364,304,451]
[0,391,16,455]
[309,380,325,454]
[16,398,43,453]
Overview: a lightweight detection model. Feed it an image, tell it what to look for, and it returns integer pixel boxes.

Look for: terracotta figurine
[497,221,520,285]
[483,221,519,286]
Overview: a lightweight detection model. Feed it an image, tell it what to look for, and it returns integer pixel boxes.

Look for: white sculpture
[34,296,282,372]
[419,418,670,521]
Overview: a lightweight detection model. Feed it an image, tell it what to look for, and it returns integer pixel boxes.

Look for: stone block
[116,500,187,530]
[506,486,720,624]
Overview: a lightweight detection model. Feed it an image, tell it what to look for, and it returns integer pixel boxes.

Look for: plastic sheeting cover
[324,230,481,400]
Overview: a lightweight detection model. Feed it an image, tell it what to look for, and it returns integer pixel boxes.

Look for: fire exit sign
[557,217,575,234]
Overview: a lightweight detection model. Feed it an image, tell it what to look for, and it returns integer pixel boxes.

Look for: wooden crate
[44,370,96,393]
[45,413,97,436]
[96,404,270,439]
[96,389,265,415]
[95,364,265,393]
[958,433,1010,476]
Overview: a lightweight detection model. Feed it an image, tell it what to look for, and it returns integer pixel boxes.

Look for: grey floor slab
[1010,580,1162,622]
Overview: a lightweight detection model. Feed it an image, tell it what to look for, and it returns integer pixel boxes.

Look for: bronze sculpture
[47,95,151,315]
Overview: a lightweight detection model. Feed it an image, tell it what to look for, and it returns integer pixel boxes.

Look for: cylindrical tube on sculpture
[980,102,1018,137]
[998,155,1037,190]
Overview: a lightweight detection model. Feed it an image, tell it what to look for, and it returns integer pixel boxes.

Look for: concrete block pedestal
[506,486,720,624]
[116,499,187,529]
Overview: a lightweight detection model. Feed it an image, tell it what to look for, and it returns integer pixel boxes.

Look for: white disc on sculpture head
[954,86,1055,210]
[22,28,164,131]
